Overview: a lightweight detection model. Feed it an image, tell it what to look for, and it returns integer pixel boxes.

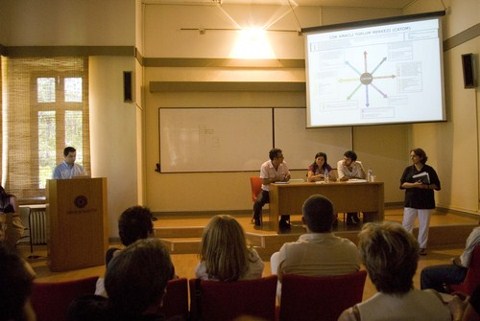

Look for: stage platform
[154,207,479,260]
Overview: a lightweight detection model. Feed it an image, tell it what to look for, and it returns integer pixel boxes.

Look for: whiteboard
[274,108,352,170]
[159,108,273,172]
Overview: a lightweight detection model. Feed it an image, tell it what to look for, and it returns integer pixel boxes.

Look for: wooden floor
[18,208,479,301]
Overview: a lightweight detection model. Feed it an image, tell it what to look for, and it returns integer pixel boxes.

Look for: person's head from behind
[302,194,335,233]
[118,206,154,246]
[67,295,109,321]
[358,222,419,294]
[63,146,77,165]
[105,238,174,318]
[343,150,357,166]
[0,245,36,321]
[200,215,250,281]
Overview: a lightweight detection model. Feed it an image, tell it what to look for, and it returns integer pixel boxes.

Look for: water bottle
[367,169,373,182]
[324,169,329,183]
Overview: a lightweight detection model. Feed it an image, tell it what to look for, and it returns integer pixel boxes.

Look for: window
[1,57,90,200]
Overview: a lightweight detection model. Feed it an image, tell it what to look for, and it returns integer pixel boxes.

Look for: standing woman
[195,215,264,281]
[0,185,24,250]
[401,148,441,256]
[307,152,336,182]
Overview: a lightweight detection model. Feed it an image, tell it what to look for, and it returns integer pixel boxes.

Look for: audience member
[196,215,264,281]
[0,185,25,250]
[401,147,441,256]
[421,225,480,292]
[253,148,291,230]
[338,222,451,321]
[270,194,359,290]
[307,152,336,182]
[105,238,175,321]
[0,244,36,321]
[462,285,480,321]
[336,150,365,225]
[96,205,155,296]
[66,295,110,321]
[52,146,86,179]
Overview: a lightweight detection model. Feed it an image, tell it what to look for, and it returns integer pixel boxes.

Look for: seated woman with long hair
[307,152,336,182]
[196,215,264,281]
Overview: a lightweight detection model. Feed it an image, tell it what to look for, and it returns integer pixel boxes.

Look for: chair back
[189,275,278,321]
[31,276,98,321]
[250,176,263,202]
[451,245,480,295]
[160,278,189,320]
[279,271,367,321]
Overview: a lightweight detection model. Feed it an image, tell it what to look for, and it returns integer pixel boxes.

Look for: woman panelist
[307,152,336,182]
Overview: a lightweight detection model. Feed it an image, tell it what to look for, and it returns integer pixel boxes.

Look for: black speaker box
[123,71,133,102]
[461,53,476,89]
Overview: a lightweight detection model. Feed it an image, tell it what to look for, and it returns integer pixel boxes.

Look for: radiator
[29,208,47,245]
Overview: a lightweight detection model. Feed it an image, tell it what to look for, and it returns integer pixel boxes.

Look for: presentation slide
[305,16,445,128]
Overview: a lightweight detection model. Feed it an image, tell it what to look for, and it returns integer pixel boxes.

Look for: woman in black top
[400,148,441,256]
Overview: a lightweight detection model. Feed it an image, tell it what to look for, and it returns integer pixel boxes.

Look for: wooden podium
[46,178,108,271]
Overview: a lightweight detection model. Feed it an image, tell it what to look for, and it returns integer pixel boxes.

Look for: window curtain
[1,56,90,201]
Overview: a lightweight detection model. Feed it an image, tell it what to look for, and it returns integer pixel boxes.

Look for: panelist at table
[253,148,291,230]
[52,146,86,179]
[336,150,366,225]
[307,152,336,183]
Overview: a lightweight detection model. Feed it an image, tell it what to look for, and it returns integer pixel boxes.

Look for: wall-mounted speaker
[123,71,133,102]
[461,53,476,89]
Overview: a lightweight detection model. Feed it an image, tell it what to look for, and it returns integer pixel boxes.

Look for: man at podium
[52,146,86,179]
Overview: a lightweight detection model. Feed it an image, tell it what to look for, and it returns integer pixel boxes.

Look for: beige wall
[144,4,410,213]
[89,56,140,237]
[1,0,135,46]
[1,0,142,237]
[405,0,480,214]
[2,0,479,224]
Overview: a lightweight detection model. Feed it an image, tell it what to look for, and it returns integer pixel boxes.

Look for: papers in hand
[413,171,430,184]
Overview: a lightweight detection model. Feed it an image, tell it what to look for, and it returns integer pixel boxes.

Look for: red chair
[450,245,480,295]
[279,271,367,321]
[160,278,189,320]
[189,275,278,321]
[250,176,263,202]
[31,276,98,321]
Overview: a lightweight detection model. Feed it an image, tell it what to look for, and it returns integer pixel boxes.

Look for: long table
[268,181,384,230]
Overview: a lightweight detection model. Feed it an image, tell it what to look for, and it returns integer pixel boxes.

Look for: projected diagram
[340,51,396,107]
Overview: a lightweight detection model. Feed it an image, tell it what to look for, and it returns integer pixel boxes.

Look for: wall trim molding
[150,81,306,92]
[143,57,305,68]
[4,46,135,57]
[0,22,477,62]
[443,23,480,51]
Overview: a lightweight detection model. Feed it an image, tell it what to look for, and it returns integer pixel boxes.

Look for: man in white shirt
[337,150,366,225]
[270,194,360,293]
[52,146,86,179]
[253,148,291,230]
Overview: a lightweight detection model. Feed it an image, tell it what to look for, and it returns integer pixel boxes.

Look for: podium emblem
[74,195,88,208]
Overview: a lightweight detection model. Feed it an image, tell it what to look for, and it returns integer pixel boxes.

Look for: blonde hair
[200,215,253,281]
[358,222,419,294]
